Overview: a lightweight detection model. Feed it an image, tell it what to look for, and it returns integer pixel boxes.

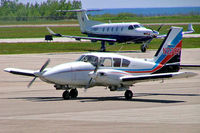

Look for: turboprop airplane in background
[5,27,198,100]
[46,9,194,52]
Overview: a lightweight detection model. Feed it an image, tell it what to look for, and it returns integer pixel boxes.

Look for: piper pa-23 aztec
[5,27,198,100]
[47,9,194,52]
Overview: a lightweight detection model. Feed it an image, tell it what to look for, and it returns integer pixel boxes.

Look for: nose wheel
[124,90,133,100]
[140,44,147,52]
[62,89,78,100]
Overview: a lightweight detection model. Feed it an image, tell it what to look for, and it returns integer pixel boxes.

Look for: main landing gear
[62,89,78,100]
[100,41,106,52]
[124,90,133,100]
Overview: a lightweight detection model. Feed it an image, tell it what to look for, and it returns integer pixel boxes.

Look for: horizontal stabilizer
[180,65,200,70]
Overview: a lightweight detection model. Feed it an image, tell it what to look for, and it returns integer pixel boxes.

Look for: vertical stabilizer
[153,27,183,73]
[154,27,183,65]
[64,9,103,34]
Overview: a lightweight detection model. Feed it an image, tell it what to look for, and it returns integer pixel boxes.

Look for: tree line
[0,0,82,21]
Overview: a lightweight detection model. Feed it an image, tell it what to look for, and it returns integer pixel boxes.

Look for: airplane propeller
[85,62,100,90]
[27,59,50,88]
[147,24,163,38]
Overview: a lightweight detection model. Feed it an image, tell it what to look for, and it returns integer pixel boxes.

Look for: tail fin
[154,27,183,65]
[153,27,183,73]
[59,9,103,33]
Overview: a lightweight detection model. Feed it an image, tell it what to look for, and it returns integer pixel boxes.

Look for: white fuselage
[40,53,161,88]
[88,23,154,37]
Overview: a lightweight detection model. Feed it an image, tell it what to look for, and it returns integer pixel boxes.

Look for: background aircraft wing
[47,27,117,42]
[156,24,195,39]
[120,72,197,84]
[4,68,36,77]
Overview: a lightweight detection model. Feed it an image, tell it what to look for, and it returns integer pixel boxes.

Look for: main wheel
[124,90,133,100]
[69,89,78,99]
[62,90,70,100]
[140,45,146,52]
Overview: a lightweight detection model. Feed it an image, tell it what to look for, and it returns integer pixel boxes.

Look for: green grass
[90,15,200,23]
[0,15,199,25]
[0,38,200,54]
[0,27,83,38]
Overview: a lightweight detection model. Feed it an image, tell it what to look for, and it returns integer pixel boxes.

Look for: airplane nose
[153,30,159,35]
[41,70,58,83]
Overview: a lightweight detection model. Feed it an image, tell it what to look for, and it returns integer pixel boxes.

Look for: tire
[69,89,78,98]
[124,90,133,100]
[141,45,146,52]
[62,90,70,100]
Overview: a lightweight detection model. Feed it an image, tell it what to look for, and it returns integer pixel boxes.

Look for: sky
[17,0,200,8]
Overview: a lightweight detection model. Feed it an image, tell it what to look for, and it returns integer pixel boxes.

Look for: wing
[156,24,195,39]
[120,72,197,84]
[46,27,117,42]
[4,68,36,77]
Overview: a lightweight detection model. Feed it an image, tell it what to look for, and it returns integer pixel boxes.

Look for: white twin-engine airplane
[5,27,197,100]
[47,9,194,52]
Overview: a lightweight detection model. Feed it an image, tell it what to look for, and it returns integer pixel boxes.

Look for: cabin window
[107,27,109,32]
[100,58,112,67]
[116,27,118,31]
[128,25,134,30]
[111,27,114,32]
[121,27,123,31]
[93,27,98,31]
[122,59,130,67]
[113,58,121,67]
[102,27,105,32]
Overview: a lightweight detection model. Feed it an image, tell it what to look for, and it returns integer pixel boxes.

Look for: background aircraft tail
[60,9,103,33]
[153,27,183,73]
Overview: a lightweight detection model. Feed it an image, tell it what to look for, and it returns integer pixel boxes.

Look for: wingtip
[4,68,11,72]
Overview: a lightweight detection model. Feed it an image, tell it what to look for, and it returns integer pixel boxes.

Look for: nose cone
[137,28,153,36]
[41,63,72,84]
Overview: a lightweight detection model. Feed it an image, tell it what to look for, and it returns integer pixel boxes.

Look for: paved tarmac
[0,49,200,133]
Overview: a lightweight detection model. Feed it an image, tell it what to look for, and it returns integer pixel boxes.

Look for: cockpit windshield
[77,55,98,66]
[133,25,141,29]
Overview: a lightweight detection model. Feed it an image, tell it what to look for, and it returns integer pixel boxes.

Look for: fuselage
[41,53,163,87]
[85,22,157,43]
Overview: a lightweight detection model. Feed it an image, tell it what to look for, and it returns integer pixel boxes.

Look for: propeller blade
[40,59,50,72]
[27,77,37,88]
[85,78,93,90]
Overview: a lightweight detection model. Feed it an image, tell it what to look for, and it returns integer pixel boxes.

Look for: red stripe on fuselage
[160,40,182,64]
[125,63,163,74]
